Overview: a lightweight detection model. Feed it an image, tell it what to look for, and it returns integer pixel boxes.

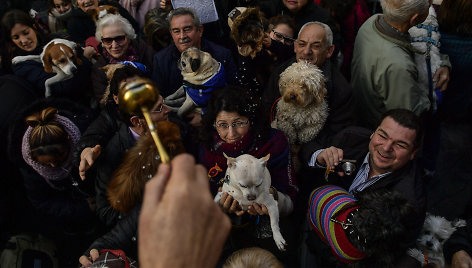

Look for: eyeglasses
[214,120,249,130]
[150,103,163,113]
[102,35,127,46]
[272,30,295,45]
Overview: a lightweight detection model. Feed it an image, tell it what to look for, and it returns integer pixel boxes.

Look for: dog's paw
[273,233,286,251]
[11,56,22,65]
[407,248,425,263]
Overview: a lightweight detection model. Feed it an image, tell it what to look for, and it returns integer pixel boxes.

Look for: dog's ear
[260,154,270,166]
[42,52,54,73]
[86,8,98,20]
[224,152,236,168]
[108,6,118,14]
[75,54,83,65]
[190,58,201,72]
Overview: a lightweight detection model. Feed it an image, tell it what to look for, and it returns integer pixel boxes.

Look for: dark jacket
[7,98,96,233]
[85,205,140,261]
[308,126,425,246]
[67,0,140,45]
[94,123,136,227]
[444,218,472,265]
[265,57,355,150]
[151,38,238,97]
[11,51,93,106]
[90,38,156,104]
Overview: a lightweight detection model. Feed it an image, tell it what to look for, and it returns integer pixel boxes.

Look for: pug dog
[164,47,226,118]
[214,153,287,251]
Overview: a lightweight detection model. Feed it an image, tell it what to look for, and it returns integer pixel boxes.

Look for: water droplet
[148,174,153,179]
[132,236,137,241]
[138,152,142,156]
[142,165,146,169]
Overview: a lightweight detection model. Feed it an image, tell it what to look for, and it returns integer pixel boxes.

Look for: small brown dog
[229,7,266,59]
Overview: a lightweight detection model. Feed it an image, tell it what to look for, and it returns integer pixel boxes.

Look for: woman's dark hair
[320,0,356,22]
[438,0,472,36]
[109,65,146,96]
[269,15,296,37]
[25,107,69,160]
[1,9,46,65]
[199,86,270,147]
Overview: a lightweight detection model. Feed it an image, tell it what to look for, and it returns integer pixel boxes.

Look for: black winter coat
[151,38,238,97]
[67,0,140,46]
[444,218,472,265]
[85,205,140,261]
[7,98,97,233]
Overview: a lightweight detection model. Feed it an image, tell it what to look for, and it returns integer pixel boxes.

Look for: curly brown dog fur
[107,121,185,213]
[230,7,265,59]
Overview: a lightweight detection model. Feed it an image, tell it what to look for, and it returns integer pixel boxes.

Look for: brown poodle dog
[107,120,185,214]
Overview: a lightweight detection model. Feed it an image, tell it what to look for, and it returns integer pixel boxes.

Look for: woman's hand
[247,203,268,216]
[218,191,244,216]
[79,249,99,268]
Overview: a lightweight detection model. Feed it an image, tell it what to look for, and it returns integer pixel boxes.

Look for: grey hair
[95,14,136,42]
[167,7,201,29]
[381,0,430,24]
[297,21,333,47]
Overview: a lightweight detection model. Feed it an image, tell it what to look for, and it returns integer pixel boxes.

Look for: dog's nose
[247,195,256,201]
[426,241,433,248]
[290,93,296,100]
[71,67,78,74]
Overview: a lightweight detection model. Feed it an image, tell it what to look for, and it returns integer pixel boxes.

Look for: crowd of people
[0,0,471,267]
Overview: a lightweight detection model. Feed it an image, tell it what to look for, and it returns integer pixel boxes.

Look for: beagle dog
[12,38,82,97]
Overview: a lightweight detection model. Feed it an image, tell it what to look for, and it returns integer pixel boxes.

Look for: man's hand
[79,249,99,268]
[185,112,202,127]
[79,145,101,180]
[218,190,245,216]
[433,66,450,92]
[451,250,472,268]
[160,0,172,10]
[139,154,231,268]
[316,146,344,171]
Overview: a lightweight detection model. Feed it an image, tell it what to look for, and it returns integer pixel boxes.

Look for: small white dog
[214,153,290,251]
[409,6,442,111]
[408,214,466,267]
[164,47,226,117]
[12,38,82,97]
[271,61,328,145]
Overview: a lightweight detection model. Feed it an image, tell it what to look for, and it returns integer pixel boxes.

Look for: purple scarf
[21,115,81,189]
[102,43,138,64]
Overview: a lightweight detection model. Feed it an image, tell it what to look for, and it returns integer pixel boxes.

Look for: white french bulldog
[214,153,287,251]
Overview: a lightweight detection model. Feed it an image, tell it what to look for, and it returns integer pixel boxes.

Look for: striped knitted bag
[308,185,366,263]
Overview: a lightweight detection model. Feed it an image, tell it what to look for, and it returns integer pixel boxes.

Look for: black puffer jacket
[84,205,140,261]
[7,98,97,233]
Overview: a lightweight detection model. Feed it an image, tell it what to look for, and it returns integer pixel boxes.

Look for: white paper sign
[171,0,219,24]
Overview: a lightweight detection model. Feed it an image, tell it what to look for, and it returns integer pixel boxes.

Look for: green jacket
[351,14,430,129]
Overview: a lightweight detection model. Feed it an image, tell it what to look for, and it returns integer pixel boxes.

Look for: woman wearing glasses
[91,14,155,107]
[198,86,298,258]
